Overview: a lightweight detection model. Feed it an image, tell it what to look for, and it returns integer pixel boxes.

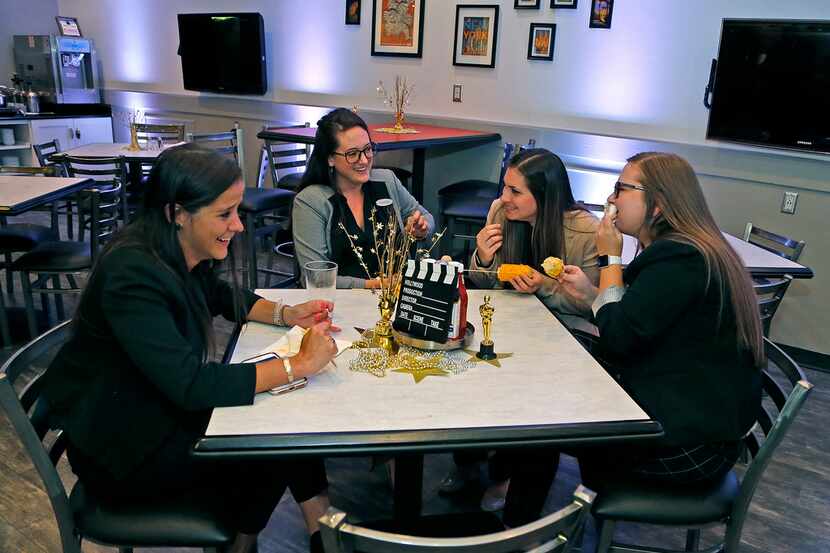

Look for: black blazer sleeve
[99,251,257,411]
[200,266,262,321]
[595,241,705,362]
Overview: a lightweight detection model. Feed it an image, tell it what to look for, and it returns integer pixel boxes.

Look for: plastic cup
[304,260,337,308]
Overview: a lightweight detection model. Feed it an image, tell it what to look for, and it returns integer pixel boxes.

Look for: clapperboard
[393,260,458,343]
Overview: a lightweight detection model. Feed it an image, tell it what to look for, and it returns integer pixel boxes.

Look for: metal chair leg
[4,252,13,294]
[0,281,12,347]
[52,275,66,322]
[595,519,615,553]
[20,270,38,339]
[685,528,701,551]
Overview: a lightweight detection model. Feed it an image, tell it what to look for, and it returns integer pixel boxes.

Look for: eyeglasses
[333,143,376,164]
[613,181,647,197]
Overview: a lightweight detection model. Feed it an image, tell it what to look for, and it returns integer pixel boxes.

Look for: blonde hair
[628,152,764,367]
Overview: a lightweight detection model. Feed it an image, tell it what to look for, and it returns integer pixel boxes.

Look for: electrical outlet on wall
[781,191,798,214]
[452,84,462,103]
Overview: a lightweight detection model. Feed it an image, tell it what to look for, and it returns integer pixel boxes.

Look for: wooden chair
[320,485,595,553]
[590,339,813,553]
[0,321,234,552]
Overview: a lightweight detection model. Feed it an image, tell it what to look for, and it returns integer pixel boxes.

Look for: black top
[43,247,261,479]
[595,239,761,448]
[328,180,392,280]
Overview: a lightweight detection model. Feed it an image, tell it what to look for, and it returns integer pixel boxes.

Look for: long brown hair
[628,152,764,366]
[500,149,586,267]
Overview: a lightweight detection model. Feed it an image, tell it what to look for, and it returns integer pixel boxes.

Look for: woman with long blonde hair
[499,152,763,527]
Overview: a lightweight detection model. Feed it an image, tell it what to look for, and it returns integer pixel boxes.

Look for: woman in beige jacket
[467,148,599,317]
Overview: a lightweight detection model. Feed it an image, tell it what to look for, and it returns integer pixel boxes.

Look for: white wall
[58,0,830,144]
[1,0,59,86]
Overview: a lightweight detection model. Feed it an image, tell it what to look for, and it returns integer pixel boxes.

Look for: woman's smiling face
[176,179,245,270]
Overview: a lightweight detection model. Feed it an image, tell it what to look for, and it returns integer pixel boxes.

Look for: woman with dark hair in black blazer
[44,144,338,553]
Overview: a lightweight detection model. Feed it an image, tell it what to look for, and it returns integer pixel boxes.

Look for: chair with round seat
[586,337,813,553]
[0,320,235,553]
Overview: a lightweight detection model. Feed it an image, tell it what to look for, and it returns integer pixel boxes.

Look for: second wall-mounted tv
[706,19,830,155]
[177,12,267,95]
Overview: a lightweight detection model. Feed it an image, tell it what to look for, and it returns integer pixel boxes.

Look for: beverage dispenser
[13,35,102,104]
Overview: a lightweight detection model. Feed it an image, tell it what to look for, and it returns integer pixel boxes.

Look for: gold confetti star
[463,349,513,368]
[392,364,450,383]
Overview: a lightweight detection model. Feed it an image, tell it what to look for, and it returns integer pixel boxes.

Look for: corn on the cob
[542,256,564,278]
[497,264,533,281]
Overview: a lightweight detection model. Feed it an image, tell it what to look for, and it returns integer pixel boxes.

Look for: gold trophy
[477,295,497,360]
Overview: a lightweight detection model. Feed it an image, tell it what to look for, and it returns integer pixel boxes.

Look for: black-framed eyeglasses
[333,142,376,164]
[613,181,646,197]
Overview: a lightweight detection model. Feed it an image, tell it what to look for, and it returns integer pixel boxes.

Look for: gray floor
[0,211,827,552]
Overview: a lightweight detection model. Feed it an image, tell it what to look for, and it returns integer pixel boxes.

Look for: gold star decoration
[390,350,449,383]
[463,349,514,368]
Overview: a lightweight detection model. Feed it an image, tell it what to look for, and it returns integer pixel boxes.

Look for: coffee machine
[13,35,102,104]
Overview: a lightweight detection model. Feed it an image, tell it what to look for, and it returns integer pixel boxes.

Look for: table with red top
[257,122,502,203]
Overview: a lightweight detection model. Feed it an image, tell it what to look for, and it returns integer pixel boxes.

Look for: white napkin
[258,325,352,358]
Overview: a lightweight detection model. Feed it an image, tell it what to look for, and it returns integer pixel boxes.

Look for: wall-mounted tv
[706,19,830,155]
[177,12,267,95]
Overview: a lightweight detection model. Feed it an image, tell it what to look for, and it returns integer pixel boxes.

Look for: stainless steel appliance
[13,35,102,104]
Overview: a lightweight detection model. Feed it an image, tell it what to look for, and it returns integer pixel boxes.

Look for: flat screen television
[177,13,267,95]
[706,19,830,155]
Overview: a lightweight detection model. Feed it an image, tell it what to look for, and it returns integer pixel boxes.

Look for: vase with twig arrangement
[339,199,444,353]
[114,108,144,151]
[376,76,418,134]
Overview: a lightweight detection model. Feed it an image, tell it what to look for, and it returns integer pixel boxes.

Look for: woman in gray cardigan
[293,108,434,288]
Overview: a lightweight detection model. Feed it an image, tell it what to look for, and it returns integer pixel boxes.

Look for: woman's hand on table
[558,265,599,305]
[475,223,503,266]
[509,267,549,294]
[292,320,339,377]
[284,300,340,331]
[405,210,430,239]
[596,213,623,256]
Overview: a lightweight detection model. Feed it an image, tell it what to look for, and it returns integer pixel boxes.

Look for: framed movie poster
[346,0,361,25]
[589,0,614,29]
[55,16,82,37]
[527,23,555,61]
[371,0,425,57]
[551,0,578,8]
[452,5,500,68]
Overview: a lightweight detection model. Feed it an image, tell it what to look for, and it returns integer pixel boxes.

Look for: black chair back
[754,275,793,337]
[59,154,127,237]
[743,222,805,261]
[33,139,67,176]
[133,123,186,148]
[261,123,311,191]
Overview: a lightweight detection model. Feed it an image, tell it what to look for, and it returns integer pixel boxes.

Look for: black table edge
[1,177,94,216]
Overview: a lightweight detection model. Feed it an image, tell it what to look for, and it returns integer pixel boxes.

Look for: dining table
[257,123,503,204]
[0,175,93,346]
[195,288,662,519]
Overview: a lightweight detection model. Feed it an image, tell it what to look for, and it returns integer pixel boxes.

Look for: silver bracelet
[272,300,287,326]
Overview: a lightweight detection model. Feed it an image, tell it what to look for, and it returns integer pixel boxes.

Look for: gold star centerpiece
[463,349,514,368]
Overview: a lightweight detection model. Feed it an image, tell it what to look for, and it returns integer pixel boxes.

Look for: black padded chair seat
[241,187,295,213]
[438,179,499,198]
[592,470,739,526]
[11,240,91,272]
[277,172,303,191]
[0,224,58,251]
[70,482,234,547]
[442,195,496,220]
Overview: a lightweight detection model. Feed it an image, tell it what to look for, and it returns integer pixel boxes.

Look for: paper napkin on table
[258,325,352,358]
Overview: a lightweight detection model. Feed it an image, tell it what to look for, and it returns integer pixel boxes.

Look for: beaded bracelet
[272,300,287,326]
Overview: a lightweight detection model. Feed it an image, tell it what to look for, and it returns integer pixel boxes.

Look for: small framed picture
[589,0,614,29]
[55,16,82,37]
[527,23,556,61]
[551,0,578,9]
[514,0,541,8]
[371,0,425,57]
[453,5,500,68]
[346,0,361,25]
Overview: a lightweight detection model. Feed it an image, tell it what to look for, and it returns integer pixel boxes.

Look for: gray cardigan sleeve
[380,169,435,240]
[292,187,369,289]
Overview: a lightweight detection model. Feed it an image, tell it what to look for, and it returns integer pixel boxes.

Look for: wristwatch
[597,255,622,269]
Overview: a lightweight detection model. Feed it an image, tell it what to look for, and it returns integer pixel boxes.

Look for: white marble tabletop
[200,289,657,455]
[0,175,92,215]
[619,232,810,278]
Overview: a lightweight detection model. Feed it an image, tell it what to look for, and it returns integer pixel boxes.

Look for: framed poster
[452,5,500,68]
[527,23,556,61]
[514,0,541,8]
[371,0,425,57]
[551,0,578,8]
[55,16,82,37]
[589,0,614,29]
[346,0,361,25]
